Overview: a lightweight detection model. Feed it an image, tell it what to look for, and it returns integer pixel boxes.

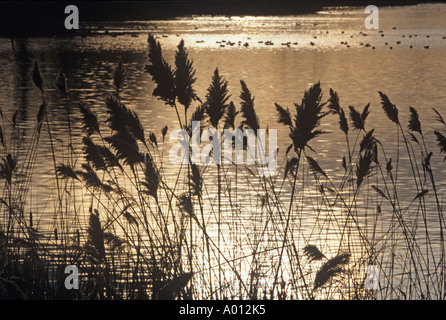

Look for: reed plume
[148,131,158,148]
[123,211,139,227]
[433,109,446,160]
[104,95,145,165]
[239,80,259,132]
[224,101,238,130]
[356,149,374,187]
[160,125,167,140]
[87,210,106,261]
[313,253,350,291]
[338,108,349,135]
[0,154,17,185]
[31,61,43,94]
[56,163,78,180]
[83,136,107,171]
[105,95,146,146]
[408,106,422,135]
[303,244,326,262]
[434,130,446,160]
[141,153,159,200]
[275,103,292,127]
[146,35,176,106]
[113,59,127,94]
[185,104,206,137]
[177,193,195,222]
[76,164,114,193]
[281,82,327,152]
[105,134,144,166]
[379,91,399,124]
[77,102,100,136]
[175,39,199,111]
[359,129,376,153]
[189,163,202,197]
[203,68,230,129]
[349,104,369,131]
[327,88,340,114]
[97,144,122,170]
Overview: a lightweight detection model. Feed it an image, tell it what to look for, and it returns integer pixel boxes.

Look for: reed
[2,37,446,300]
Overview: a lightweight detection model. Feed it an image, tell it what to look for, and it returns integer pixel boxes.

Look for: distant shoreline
[0,1,432,37]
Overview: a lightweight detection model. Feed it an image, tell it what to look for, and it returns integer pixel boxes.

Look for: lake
[1,3,446,299]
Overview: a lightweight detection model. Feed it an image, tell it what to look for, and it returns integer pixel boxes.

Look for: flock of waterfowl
[100,25,446,50]
[186,26,444,50]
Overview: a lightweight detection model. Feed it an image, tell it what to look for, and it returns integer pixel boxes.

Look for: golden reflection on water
[1,4,446,299]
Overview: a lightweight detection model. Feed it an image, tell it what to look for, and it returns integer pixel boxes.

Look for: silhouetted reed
[2,38,446,301]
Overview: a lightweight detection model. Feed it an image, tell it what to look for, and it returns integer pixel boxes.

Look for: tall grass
[1,36,446,300]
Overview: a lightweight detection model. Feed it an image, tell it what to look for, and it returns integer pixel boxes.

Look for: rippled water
[1,3,446,298]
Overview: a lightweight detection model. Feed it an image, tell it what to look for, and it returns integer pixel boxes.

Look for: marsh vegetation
[1,36,446,300]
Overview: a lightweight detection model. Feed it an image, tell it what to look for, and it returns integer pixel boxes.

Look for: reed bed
[1,36,446,300]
